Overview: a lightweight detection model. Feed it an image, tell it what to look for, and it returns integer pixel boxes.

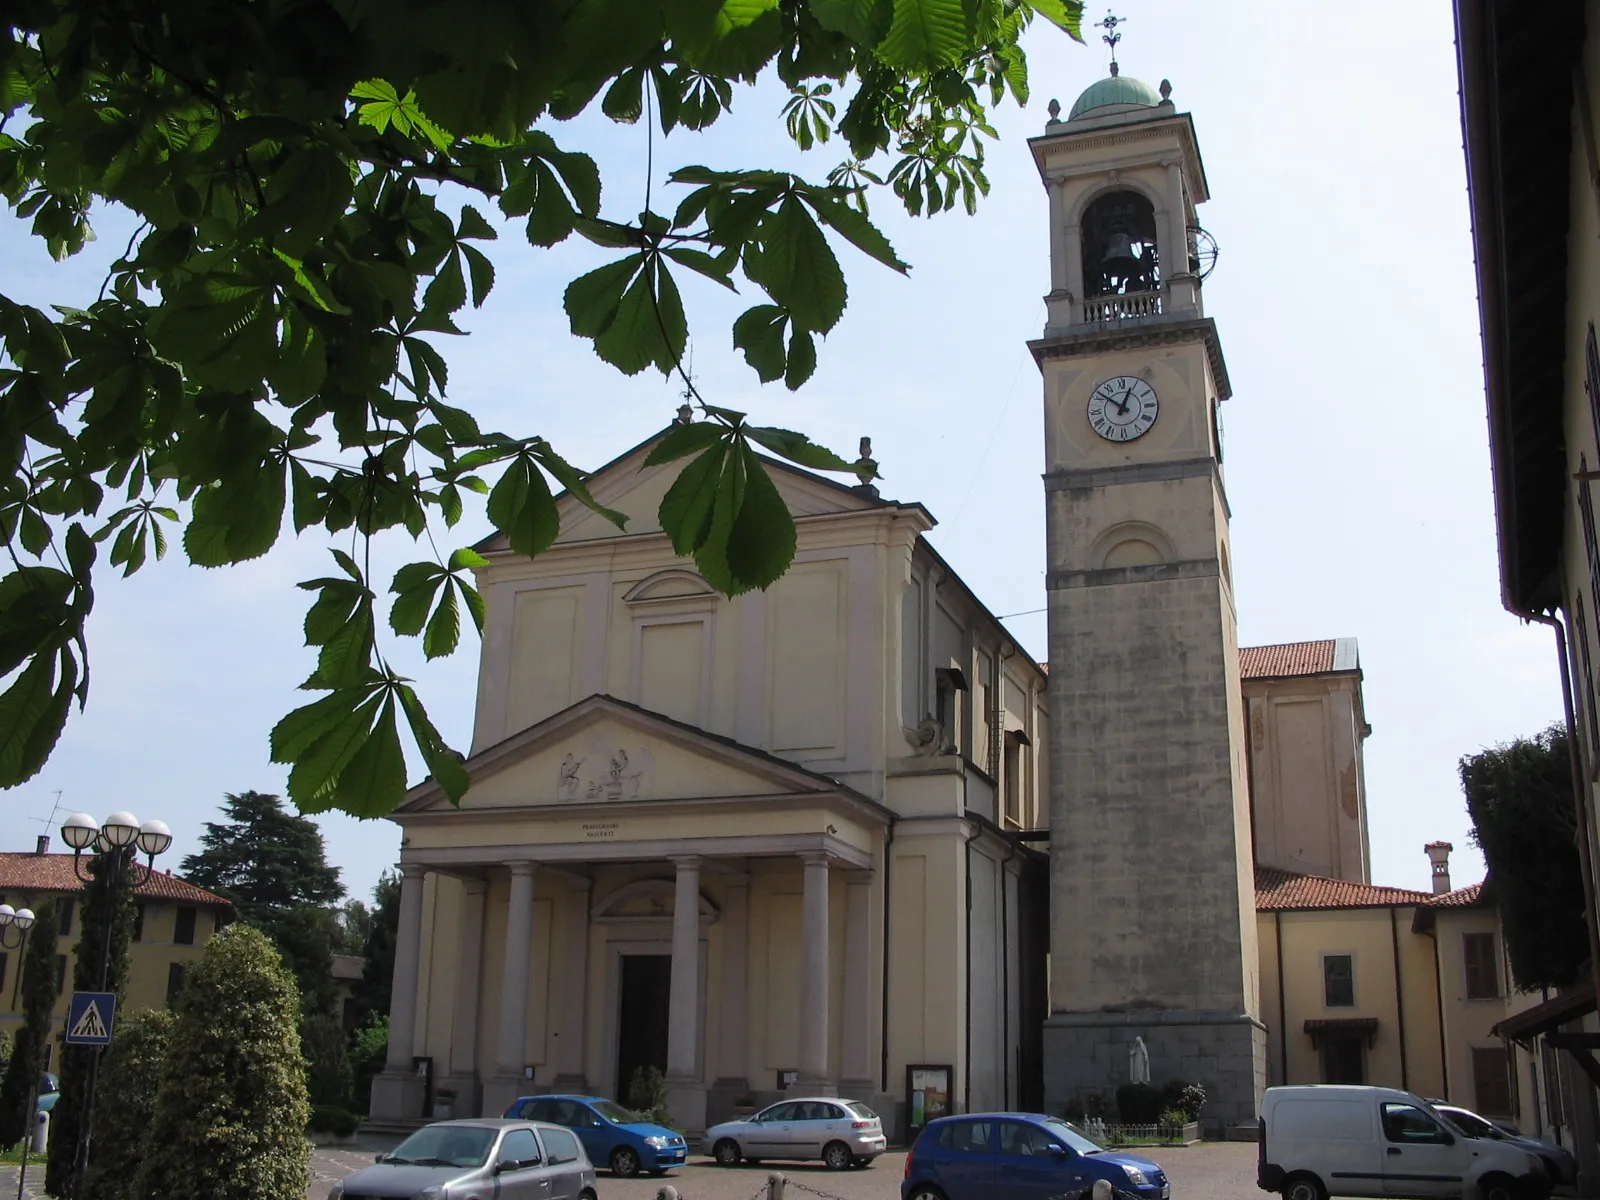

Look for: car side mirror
[1050,1145,1070,1159]
[373,1154,386,1164]
[1440,1133,1455,1146]
[496,1158,538,1174]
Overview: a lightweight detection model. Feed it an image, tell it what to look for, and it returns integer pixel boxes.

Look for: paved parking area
[305,1138,1260,1200]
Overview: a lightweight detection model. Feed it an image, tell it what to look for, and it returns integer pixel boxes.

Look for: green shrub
[307,1106,360,1137]
[82,1009,175,1200]
[1157,1108,1189,1141]
[302,1012,352,1109]
[626,1065,674,1129]
[1115,1082,1161,1124]
[136,925,310,1200]
[1084,1091,1110,1120]
[1062,1099,1086,1123]
[1177,1082,1206,1119]
[348,1015,388,1116]
[0,899,59,1151]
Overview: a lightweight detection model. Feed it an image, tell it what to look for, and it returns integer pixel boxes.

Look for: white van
[1256,1085,1550,1200]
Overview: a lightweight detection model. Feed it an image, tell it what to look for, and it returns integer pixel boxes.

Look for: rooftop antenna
[28,790,66,832]
[1096,9,1124,76]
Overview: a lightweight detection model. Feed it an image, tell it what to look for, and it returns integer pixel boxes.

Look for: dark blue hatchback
[902,1113,1170,1200]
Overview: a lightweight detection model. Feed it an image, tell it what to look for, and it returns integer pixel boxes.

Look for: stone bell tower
[1031,63,1265,1129]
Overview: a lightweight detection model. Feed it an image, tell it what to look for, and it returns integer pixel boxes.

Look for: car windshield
[1042,1119,1106,1155]
[1440,1109,1497,1139]
[385,1124,496,1167]
[591,1100,641,1124]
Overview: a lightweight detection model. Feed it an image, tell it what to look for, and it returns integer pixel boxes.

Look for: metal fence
[654,1176,1142,1200]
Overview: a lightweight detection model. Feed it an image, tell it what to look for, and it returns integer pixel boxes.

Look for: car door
[790,1102,833,1158]
[931,1119,996,1195]
[749,1102,798,1157]
[1380,1102,1466,1198]
[555,1100,611,1166]
[537,1125,588,1200]
[994,1119,1072,1200]
[494,1127,553,1200]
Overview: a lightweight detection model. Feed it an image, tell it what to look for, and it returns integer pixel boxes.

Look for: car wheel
[906,1186,946,1200]
[1480,1174,1518,1200]
[822,1141,853,1171]
[1281,1173,1327,1200]
[611,1147,642,1178]
[714,1139,743,1166]
[580,1191,597,1200]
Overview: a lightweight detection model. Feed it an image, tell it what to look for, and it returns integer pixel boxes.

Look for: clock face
[1087,376,1159,442]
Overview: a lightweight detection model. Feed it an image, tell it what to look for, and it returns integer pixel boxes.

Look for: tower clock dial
[1087,376,1159,442]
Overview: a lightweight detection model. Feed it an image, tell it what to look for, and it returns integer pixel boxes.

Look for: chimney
[34,834,49,856]
[1425,841,1453,895]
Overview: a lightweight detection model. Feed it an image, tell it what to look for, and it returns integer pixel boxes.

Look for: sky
[0,0,1563,907]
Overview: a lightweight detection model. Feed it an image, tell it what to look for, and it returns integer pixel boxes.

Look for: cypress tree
[0,899,60,1148]
[136,925,310,1200]
[46,848,138,1198]
[81,1008,173,1200]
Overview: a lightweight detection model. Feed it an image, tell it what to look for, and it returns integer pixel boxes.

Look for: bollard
[768,1171,786,1200]
[31,1111,47,1154]
[655,1186,678,1200]
[1090,1180,1113,1200]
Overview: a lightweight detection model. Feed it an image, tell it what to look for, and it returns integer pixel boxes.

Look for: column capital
[398,862,429,880]
[505,860,539,876]
[799,850,834,868]
[670,854,704,871]
[842,868,874,887]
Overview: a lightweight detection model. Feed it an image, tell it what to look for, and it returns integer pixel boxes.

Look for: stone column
[714,878,750,1089]
[485,861,538,1116]
[1164,157,1198,311]
[552,878,592,1091]
[441,877,488,1116]
[798,853,835,1093]
[370,864,428,1119]
[839,870,874,1097]
[666,856,708,1132]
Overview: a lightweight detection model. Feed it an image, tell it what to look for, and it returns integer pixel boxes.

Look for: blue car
[505,1094,688,1178]
[37,1074,58,1113]
[903,1113,1170,1200]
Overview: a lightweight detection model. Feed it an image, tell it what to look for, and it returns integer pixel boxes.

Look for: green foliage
[81,1008,175,1200]
[136,926,311,1200]
[0,897,58,1150]
[1156,1108,1189,1141]
[178,792,344,921]
[351,871,399,1033]
[1461,724,1590,990]
[307,1105,360,1137]
[1115,1082,1161,1125]
[302,1011,353,1109]
[48,848,138,1198]
[1158,1078,1204,1119]
[626,1064,674,1128]
[0,0,1084,821]
[347,1015,389,1116]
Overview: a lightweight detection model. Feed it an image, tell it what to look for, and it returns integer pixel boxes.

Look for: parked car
[327,1118,597,1200]
[705,1097,887,1170]
[1431,1102,1578,1188]
[1257,1085,1550,1200]
[901,1112,1169,1200]
[37,1074,57,1113]
[506,1093,688,1177]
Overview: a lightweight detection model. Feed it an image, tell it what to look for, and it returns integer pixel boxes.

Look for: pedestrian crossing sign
[65,991,116,1046]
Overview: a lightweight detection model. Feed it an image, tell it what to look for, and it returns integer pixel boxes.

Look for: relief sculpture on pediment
[556,743,651,801]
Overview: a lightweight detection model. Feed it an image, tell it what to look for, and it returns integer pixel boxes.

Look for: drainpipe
[880,817,895,1098]
[1000,837,1019,1107]
[1515,610,1600,1007]
[1274,912,1288,1085]
[1390,906,1409,1092]
[962,820,981,1115]
[1428,923,1449,1098]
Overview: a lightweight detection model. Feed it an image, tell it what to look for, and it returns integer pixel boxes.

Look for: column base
[665,1079,708,1136]
[370,1069,425,1121]
[435,1073,482,1119]
[795,1075,837,1096]
[707,1078,754,1128]
[482,1073,535,1120]
[1043,1009,1267,1133]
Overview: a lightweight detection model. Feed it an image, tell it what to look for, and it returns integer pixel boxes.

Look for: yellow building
[0,840,231,1055]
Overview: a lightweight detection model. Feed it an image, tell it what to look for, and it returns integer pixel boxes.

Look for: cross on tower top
[1096,10,1124,76]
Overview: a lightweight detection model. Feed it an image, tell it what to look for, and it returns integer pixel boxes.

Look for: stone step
[358,1117,429,1137]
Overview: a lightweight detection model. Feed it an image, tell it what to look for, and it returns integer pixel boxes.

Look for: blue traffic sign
[65,991,116,1046]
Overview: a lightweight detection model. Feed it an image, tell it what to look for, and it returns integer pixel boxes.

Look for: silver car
[1435,1103,1579,1187]
[704,1098,887,1170]
[329,1118,598,1200]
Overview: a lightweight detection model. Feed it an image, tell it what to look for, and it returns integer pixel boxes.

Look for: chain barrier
[782,1175,855,1200]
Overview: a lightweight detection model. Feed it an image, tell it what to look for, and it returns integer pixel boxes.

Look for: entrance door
[615,954,671,1103]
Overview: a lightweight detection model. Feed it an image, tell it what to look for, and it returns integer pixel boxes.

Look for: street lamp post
[0,904,39,1200]
[60,812,171,1198]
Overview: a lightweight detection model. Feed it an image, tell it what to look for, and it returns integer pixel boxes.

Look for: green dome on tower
[1068,72,1163,121]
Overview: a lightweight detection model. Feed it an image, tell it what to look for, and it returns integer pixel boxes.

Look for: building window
[56,898,73,937]
[166,963,185,1007]
[1463,932,1501,1000]
[1575,597,1600,769]
[1004,732,1023,826]
[1323,954,1355,1007]
[55,955,66,993]
[0,951,9,993]
[1586,322,1600,448]
[934,667,967,754]
[132,904,145,943]
[1543,1041,1567,1125]
[1320,1034,1365,1084]
[173,907,197,946]
[1472,1046,1516,1117]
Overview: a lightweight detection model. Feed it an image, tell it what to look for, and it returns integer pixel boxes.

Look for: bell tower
[1030,64,1265,1129]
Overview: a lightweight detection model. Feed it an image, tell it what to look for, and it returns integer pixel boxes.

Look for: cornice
[1028,315,1233,402]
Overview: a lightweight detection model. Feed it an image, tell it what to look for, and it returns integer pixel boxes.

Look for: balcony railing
[1081,288,1163,324]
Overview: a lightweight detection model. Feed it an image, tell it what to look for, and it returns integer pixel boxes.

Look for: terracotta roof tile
[1255,864,1433,911]
[1240,641,1338,679]
[0,853,230,908]
[1428,882,1487,907]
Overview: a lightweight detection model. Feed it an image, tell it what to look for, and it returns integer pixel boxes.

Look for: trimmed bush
[626,1065,674,1128]
[1156,1108,1189,1141]
[307,1106,360,1137]
[302,1012,352,1108]
[348,1016,388,1115]
[1115,1082,1161,1124]
[136,925,310,1200]
[0,898,59,1150]
[82,1009,174,1200]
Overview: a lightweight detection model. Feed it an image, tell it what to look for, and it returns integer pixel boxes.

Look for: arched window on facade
[1080,190,1160,297]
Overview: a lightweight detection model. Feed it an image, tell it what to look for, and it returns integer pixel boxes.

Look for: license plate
[1161,1187,1169,1199]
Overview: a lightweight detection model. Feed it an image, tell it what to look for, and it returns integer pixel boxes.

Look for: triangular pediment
[399,694,845,813]
[476,429,885,553]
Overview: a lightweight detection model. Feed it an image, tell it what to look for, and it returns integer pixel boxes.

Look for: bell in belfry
[1100,230,1138,277]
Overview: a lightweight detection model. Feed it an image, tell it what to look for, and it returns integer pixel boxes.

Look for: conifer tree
[136,926,310,1200]
[0,899,60,1149]
[81,1008,173,1200]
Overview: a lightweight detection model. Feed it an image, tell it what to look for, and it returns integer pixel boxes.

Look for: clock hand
[1112,389,1131,416]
